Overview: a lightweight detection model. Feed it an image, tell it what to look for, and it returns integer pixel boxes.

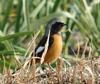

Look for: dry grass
[0,57,100,84]
[0,0,100,84]
[0,31,100,84]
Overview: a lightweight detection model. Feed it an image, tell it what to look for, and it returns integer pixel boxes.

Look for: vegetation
[0,0,100,83]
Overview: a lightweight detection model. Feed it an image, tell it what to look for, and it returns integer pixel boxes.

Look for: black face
[50,22,65,34]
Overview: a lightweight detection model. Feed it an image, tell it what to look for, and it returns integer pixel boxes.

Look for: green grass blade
[15,0,22,32]
[51,0,61,12]
[0,31,33,42]
[1,0,13,31]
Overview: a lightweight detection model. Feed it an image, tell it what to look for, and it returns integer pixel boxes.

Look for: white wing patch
[36,46,44,54]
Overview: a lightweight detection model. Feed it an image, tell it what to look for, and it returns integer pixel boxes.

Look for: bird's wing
[35,36,54,57]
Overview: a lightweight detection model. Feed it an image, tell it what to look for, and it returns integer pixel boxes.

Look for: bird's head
[50,21,65,34]
[45,18,66,35]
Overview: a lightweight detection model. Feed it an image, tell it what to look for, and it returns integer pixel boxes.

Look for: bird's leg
[46,63,55,75]
[46,63,54,77]
[47,63,55,71]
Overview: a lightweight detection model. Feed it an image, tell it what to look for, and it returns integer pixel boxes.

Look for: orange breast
[43,34,62,63]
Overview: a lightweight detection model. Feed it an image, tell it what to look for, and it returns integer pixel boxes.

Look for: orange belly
[43,34,62,63]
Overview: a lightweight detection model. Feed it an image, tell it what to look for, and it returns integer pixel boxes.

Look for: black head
[45,18,66,35]
[50,21,65,34]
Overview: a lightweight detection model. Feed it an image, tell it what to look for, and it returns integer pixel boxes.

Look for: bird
[33,18,66,65]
